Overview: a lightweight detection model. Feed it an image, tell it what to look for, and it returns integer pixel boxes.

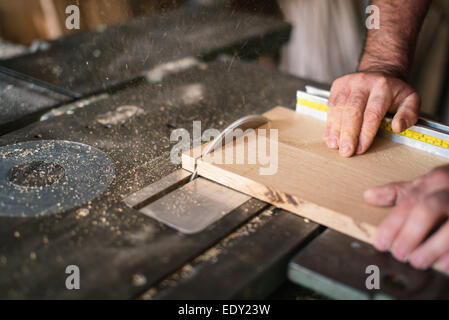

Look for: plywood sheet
[182,106,447,244]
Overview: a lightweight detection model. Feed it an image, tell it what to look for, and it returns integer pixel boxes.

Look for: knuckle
[329,91,348,108]
[375,75,389,88]
[369,94,388,106]
[364,109,384,125]
[428,168,449,184]
[331,77,347,91]
[355,72,367,82]
[417,192,447,217]
[328,119,341,133]
[409,91,421,104]
[419,199,438,216]
[332,77,343,87]
[335,91,349,105]
[340,128,358,140]
[404,107,419,120]
[344,104,364,118]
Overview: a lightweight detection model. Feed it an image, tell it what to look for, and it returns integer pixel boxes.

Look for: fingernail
[392,245,408,262]
[327,137,338,149]
[375,233,391,251]
[364,189,379,205]
[363,189,374,198]
[410,256,428,270]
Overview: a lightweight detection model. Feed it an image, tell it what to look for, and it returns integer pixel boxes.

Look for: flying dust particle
[76,208,90,218]
[131,274,147,287]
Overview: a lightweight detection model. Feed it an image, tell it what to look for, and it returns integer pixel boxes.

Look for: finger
[339,88,369,157]
[391,92,420,133]
[392,190,449,264]
[409,220,449,270]
[324,86,338,141]
[325,84,348,149]
[364,182,404,207]
[356,87,392,154]
[324,81,341,142]
[435,251,449,273]
[423,166,449,191]
[374,187,421,251]
[323,125,330,141]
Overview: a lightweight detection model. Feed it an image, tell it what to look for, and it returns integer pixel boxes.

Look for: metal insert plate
[0,140,115,217]
[126,169,250,234]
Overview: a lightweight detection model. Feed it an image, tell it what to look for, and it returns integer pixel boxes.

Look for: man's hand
[324,72,420,157]
[323,0,432,157]
[364,165,449,272]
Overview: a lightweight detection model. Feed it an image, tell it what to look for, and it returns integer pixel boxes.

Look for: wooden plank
[288,229,449,299]
[0,0,48,44]
[0,0,134,43]
[38,0,64,40]
[182,106,447,244]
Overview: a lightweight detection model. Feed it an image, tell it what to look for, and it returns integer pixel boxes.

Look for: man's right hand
[323,71,421,157]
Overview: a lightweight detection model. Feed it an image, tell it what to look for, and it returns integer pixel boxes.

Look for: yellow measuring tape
[297,98,328,113]
[297,98,449,151]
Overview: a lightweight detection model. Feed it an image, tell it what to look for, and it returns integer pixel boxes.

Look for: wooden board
[182,106,448,244]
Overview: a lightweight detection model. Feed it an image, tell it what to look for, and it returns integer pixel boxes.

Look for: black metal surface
[145,209,321,300]
[0,40,26,60]
[288,229,449,300]
[0,66,81,99]
[0,5,290,124]
[0,73,69,131]
[0,140,115,217]
[0,5,290,134]
[0,59,309,299]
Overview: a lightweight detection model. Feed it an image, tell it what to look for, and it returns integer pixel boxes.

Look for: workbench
[1,6,448,300]
[0,4,290,133]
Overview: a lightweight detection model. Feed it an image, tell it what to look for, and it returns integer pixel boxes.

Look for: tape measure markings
[296,96,449,152]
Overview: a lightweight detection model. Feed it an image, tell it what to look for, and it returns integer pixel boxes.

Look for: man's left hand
[364,165,449,271]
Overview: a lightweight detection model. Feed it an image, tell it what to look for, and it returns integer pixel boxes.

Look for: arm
[324,0,432,157]
[359,0,431,80]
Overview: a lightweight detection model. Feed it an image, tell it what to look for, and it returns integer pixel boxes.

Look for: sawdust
[96,105,144,127]
[131,274,147,287]
[76,208,90,218]
[140,206,275,299]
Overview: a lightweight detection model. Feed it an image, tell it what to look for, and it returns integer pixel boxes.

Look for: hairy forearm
[358,0,432,80]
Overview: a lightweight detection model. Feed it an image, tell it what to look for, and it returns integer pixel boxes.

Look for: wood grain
[182,106,447,244]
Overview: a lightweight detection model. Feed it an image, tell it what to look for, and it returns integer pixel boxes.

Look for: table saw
[1,5,449,300]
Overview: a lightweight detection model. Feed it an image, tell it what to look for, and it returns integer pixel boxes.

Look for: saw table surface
[0,5,290,131]
[288,229,449,299]
[1,55,449,299]
[0,59,319,299]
